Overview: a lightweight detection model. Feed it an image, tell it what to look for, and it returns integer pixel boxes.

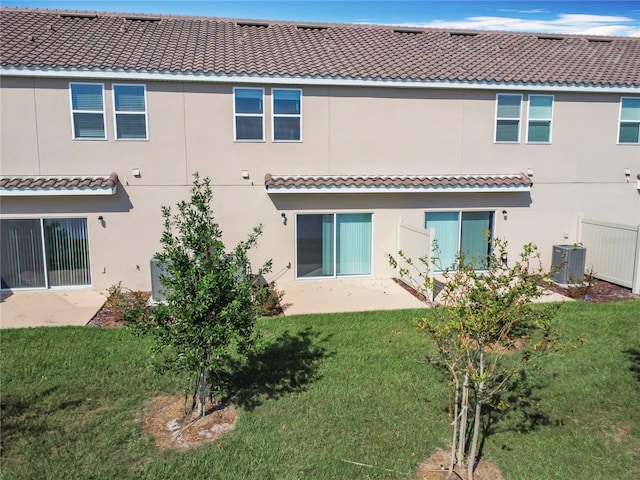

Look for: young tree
[130,173,271,418]
[390,238,563,480]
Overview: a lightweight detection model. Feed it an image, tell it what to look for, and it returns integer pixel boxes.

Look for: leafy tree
[389,238,564,479]
[129,173,271,417]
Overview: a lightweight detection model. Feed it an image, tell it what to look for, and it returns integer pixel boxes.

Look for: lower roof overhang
[0,173,118,196]
[264,173,532,194]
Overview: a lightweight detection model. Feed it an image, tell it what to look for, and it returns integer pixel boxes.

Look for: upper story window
[527,95,554,143]
[272,89,302,141]
[234,88,264,141]
[113,84,148,140]
[495,94,522,143]
[619,97,640,144]
[70,83,106,140]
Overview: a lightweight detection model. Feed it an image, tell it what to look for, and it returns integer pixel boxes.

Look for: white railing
[396,221,434,301]
[578,216,640,294]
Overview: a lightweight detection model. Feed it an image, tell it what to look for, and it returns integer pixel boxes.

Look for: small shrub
[104,282,151,324]
[567,268,596,300]
[255,281,285,317]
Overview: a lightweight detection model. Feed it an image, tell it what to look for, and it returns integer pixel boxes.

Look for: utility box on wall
[551,245,586,284]
[150,257,168,303]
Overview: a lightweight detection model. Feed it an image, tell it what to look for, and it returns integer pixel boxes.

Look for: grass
[1,300,639,479]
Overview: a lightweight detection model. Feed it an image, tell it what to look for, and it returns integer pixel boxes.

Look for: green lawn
[1,300,639,479]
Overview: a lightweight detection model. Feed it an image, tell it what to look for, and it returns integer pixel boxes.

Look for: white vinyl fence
[578,217,640,294]
[396,221,434,301]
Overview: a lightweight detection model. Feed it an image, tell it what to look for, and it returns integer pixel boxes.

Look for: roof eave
[2,66,638,93]
[0,186,117,196]
[265,186,531,194]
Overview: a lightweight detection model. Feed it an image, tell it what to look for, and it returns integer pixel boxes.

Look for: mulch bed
[88,290,151,327]
[143,395,238,450]
[416,449,505,480]
[394,277,637,305]
[88,289,284,327]
[545,277,638,303]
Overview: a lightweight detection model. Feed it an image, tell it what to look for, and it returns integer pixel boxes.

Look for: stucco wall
[1,76,638,290]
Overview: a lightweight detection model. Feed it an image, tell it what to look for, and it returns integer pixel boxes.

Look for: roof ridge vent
[537,34,565,40]
[297,24,328,31]
[236,21,269,28]
[59,12,98,20]
[449,31,478,37]
[124,15,160,22]
[393,28,423,35]
[587,37,612,43]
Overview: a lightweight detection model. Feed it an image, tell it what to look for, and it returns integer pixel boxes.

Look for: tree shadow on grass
[227,327,333,410]
[477,369,559,456]
[624,348,640,383]
[1,386,85,447]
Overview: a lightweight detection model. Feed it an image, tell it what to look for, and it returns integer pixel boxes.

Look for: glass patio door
[296,213,372,278]
[425,212,459,270]
[0,218,91,289]
[43,219,92,287]
[0,219,46,289]
[426,211,493,271]
[460,212,492,269]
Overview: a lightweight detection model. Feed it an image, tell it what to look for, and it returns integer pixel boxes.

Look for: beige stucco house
[1,8,639,292]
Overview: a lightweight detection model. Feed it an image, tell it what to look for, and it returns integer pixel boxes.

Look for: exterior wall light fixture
[281,212,287,225]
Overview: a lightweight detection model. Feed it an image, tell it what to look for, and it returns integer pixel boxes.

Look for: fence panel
[578,217,640,293]
[396,221,434,301]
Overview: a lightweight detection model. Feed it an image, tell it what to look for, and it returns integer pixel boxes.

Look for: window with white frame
[113,84,148,140]
[527,95,553,143]
[272,89,302,141]
[619,97,640,144]
[495,94,522,143]
[70,83,106,139]
[234,88,264,141]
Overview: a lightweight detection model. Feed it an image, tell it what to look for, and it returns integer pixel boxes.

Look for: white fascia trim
[266,186,531,194]
[0,187,117,196]
[2,66,639,94]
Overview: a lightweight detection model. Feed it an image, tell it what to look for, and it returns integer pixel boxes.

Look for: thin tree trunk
[457,373,469,467]
[468,393,483,480]
[468,352,485,480]
[197,367,206,417]
[448,376,460,476]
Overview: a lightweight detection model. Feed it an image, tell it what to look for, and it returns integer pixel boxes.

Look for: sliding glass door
[0,219,46,288]
[0,218,91,289]
[296,213,372,278]
[426,211,493,271]
[296,214,334,277]
[43,219,92,287]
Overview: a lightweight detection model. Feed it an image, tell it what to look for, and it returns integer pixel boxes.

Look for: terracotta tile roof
[0,173,118,196]
[264,173,532,193]
[1,8,639,87]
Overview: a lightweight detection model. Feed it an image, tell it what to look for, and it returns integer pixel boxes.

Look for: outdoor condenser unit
[150,257,168,303]
[551,245,586,284]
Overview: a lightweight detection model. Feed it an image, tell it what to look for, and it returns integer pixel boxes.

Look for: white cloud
[496,9,547,14]
[401,13,640,37]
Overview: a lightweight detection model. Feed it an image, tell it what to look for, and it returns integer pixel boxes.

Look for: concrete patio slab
[0,289,107,329]
[532,289,573,303]
[0,280,571,328]
[278,278,572,316]
[279,278,426,315]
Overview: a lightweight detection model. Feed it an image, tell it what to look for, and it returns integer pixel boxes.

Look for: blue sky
[3,1,640,36]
